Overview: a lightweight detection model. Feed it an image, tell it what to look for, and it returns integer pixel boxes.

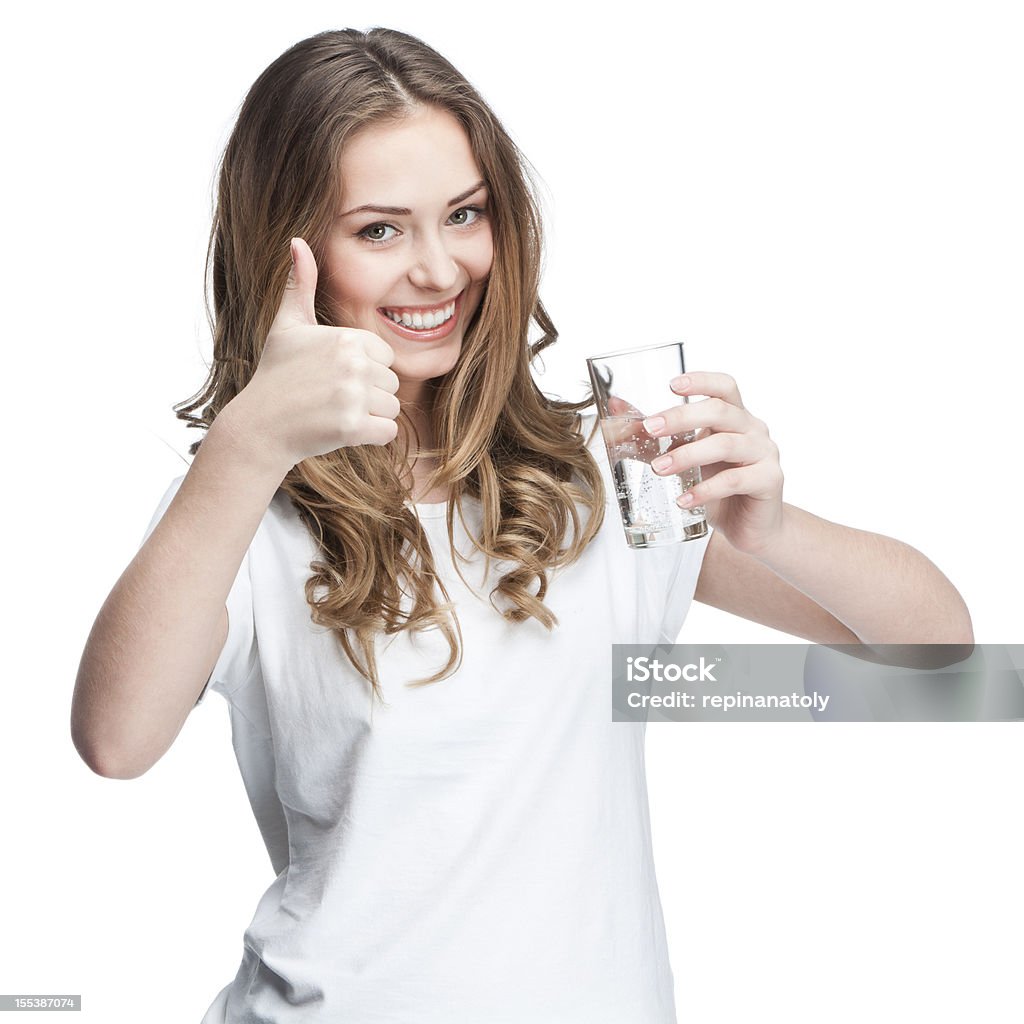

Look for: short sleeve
[139,475,258,706]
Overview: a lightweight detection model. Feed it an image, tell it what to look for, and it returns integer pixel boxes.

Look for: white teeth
[384,301,455,331]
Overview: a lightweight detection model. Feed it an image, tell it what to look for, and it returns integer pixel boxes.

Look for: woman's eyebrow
[339,179,487,218]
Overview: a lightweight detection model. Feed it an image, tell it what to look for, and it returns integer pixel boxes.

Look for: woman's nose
[407,233,459,293]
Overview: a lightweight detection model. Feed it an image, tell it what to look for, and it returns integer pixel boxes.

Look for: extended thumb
[275,237,318,327]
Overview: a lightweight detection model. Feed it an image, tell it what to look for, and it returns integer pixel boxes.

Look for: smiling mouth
[378,290,463,331]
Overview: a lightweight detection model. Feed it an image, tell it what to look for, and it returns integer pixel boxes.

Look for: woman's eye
[359,223,397,244]
[449,206,483,226]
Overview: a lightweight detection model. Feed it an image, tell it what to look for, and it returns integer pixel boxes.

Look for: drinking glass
[586,341,709,548]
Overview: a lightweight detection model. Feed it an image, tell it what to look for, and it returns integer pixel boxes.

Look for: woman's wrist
[210,394,296,485]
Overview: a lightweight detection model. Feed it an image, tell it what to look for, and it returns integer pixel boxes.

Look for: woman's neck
[398,396,448,504]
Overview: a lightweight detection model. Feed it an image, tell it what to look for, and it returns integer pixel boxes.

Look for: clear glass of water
[586,341,709,548]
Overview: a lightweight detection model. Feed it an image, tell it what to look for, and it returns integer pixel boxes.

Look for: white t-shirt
[140,414,712,1024]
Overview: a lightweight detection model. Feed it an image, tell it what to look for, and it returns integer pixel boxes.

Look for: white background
[2,1,1021,1021]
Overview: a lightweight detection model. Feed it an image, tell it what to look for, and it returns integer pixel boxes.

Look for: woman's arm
[71,403,289,780]
[694,509,974,659]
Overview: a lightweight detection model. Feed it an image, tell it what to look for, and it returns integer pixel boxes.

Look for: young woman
[71,26,973,1024]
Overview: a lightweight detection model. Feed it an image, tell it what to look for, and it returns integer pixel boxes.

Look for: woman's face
[322,105,494,406]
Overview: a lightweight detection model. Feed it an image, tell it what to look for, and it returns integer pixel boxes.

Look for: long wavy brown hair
[174,27,605,701]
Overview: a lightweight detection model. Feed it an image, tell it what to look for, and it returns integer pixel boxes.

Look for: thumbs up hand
[231,238,402,470]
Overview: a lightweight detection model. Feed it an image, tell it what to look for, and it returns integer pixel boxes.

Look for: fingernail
[643,416,665,434]
[671,375,691,392]
[652,455,673,472]
[677,492,694,507]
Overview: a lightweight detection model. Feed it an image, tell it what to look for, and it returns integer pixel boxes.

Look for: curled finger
[677,463,777,507]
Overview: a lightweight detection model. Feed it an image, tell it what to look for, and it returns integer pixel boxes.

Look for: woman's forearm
[757,503,974,649]
[71,399,291,779]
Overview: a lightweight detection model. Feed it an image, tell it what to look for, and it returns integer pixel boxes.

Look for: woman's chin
[392,346,461,391]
